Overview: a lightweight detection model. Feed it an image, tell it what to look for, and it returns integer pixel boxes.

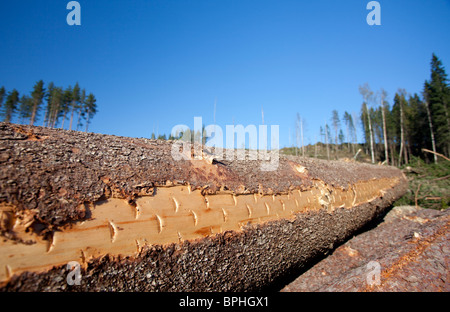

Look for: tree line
[0,80,98,132]
[358,54,449,166]
[309,54,449,166]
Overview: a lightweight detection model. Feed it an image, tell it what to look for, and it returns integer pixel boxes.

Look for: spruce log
[0,122,407,291]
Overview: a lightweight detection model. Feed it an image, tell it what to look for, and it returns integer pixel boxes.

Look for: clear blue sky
[1,0,449,148]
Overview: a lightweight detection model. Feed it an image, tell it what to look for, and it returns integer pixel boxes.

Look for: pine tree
[84,93,97,132]
[18,95,33,124]
[393,90,409,166]
[343,111,351,152]
[2,89,19,122]
[30,80,45,126]
[331,110,340,155]
[43,82,55,126]
[69,83,80,130]
[378,88,389,164]
[338,129,345,146]
[0,87,5,114]
[48,87,64,128]
[324,123,330,160]
[76,89,86,131]
[344,111,357,154]
[359,83,375,163]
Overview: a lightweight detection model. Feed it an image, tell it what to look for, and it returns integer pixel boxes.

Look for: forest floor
[394,157,450,210]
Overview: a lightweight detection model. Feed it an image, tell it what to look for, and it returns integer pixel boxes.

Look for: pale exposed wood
[0,178,399,283]
[422,148,450,162]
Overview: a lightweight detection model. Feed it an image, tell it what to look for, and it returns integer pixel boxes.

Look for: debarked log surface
[0,122,407,291]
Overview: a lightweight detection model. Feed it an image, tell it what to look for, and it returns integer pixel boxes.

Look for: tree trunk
[76,110,82,131]
[85,113,90,132]
[61,111,66,129]
[390,142,396,166]
[325,125,330,161]
[399,101,405,166]
[444,104,450,157]
[381,101,389,165]
[367,113,375,164]
[69,106,75,131]
[29,102,37,126]
[301,118,304,157]
[346,125,350,153]
[425,99,438,164]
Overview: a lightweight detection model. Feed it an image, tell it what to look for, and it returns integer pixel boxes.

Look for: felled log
[281,206,449,292]
[0,122,407,291]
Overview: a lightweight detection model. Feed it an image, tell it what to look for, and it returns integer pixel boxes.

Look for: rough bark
[282,206,449,292]
[0,122,408,291]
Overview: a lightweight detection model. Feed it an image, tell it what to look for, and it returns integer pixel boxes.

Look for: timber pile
[0,122,407,291]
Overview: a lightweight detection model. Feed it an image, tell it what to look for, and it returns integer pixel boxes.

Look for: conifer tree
[76,89,86,130]
[18,95,33,124]
[84,93,97,132]
[60,86,73,129]
[69,82,80,130]
[331,110,340,154]
[424,53,450,157]
[2,89,19,122]
[359,83,375,163]
[43,82,55,126]
[0,87,5,113]
[378,88,389,164]
[30,80,45,126]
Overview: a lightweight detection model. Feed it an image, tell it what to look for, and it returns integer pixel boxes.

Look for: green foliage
[18,95,33,123]
[0,87,5,111]
[424,54,450,156]
[357,54,450,166]
[30,80,45,125]
[0,80,98,131]
[394,156,450,210]
[1,89,19,122]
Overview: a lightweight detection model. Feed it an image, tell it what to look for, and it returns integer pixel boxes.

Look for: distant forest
[291,54,449,167]
[0,81,98,132]
[158,54,450,167]
[357,54,449,166]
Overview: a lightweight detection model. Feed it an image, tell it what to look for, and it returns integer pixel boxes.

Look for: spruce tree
[359,83,375,163]
[378,89,389,164]
[2,89,19,122]
[407,94,428,158]
[61,86,73,129]
[0,87,5,113]
[69,82,80,130]
[30,80,45,126]
[48,87,64,128]
[76,89,86,130]
[18,95,33,124]
[84,93,97,132]
[43,82,55,127]
[423,54,450,157]
[331,110,340,154]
